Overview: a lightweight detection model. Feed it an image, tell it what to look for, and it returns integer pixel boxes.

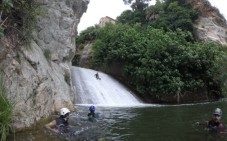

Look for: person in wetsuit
[95,72,101,80]
[196,108,225,133]
[207,108,225,133]
[88,105,96,118]
[45,107,70,133]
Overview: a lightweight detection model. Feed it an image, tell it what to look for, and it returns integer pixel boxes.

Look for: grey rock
[0,0,89,131]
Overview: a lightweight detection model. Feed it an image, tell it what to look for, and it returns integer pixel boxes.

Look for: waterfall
[71,66,144,107]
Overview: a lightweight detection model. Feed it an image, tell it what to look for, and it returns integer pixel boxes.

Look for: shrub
[0,0,42,46]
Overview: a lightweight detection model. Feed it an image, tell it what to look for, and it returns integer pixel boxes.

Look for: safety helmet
[89,105,95,112]
[213,108,222,116]
[60,108,70,116]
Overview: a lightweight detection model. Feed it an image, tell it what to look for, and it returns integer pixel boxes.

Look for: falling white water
[71,66,144,107]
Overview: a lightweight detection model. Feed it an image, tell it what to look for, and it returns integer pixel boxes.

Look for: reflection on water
[7,101,227,141]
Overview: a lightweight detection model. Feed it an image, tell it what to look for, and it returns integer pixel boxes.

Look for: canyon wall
[0,0,89,130]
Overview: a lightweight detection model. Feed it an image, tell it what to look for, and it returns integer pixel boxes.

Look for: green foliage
[146,0,164,19]
[19,1,43,45]
[0,73,13,141]
[92,23,145,67]
[73,25,101,65]
[123,0,151,11]
[0,0,13,13]
[148,1,197,33]
[0,0,42,45]
[117,6,147,25]
[118,0,198,35]
[130,0,150,11]
[92,23,226,101]
[116,10,134,24]
[76,25,100,45]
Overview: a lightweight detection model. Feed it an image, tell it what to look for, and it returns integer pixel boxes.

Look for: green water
[7,100,227,141]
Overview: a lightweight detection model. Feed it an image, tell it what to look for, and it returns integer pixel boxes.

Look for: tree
[116,10,134,24]
[76,25,100,44]
[148,1,196,35]
[92,23,226,102]
[146,0,164,20]
[123,0,151,11]
[0,0,41,44]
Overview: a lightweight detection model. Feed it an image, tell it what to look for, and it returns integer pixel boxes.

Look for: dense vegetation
[76,0,227,102]
[0,0,41,45]
[92,24,226,101]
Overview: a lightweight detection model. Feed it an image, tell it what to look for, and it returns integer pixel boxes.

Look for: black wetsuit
[88,111,95,118]
[208,120,225,132]
[55,117,69,133]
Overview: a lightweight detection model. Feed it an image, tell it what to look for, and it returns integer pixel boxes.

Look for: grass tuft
[0,73,13,141]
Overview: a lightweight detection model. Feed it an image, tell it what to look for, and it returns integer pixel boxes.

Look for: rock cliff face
[0,0,89,130]
[191,0,227,45]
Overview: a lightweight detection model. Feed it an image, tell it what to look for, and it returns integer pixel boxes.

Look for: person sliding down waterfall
[95,72,101,80]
